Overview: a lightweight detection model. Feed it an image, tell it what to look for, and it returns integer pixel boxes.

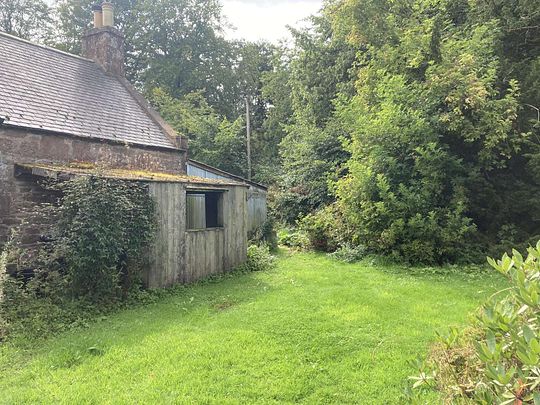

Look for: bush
[0,176,157,341]
[408,243,540,403]
[299,205,338,252]
[277,227,310,249]
[328,244,367,263]
[241,245,276,273]
[248,217,278,251]
[53,177,156,300]
[298,203,356,253]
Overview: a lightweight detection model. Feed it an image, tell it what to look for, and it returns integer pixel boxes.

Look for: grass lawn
[0,251,504,404]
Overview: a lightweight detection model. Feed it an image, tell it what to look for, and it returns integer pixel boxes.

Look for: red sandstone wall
[0,127,186,246]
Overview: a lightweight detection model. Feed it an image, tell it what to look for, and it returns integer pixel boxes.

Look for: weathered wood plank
[148,183,248,287]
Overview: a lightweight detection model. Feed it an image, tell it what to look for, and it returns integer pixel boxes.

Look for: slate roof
[0,32,178,150]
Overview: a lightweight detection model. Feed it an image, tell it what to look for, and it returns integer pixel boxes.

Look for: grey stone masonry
[82,26,125,77]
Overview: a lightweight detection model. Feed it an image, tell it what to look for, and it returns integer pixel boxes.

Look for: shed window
[187,191,224,230]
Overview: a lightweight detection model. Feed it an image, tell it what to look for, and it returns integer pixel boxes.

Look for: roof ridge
[118,78,185,150]
[0,30,185,151]
[0,30,95,64]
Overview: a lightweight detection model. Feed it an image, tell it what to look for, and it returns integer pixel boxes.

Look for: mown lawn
[0,252,504,404]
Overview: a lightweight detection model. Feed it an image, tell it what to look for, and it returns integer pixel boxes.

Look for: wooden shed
[15,163,249,288]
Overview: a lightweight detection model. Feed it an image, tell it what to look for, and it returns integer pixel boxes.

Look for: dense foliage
[3,0,540,263]
[52,177,156,298]
[272,15,357,222]
[274,0,540,264]
[0,177,156,340]
[328,0,540,263]
[150,89,247,176]
[409,243,540,403]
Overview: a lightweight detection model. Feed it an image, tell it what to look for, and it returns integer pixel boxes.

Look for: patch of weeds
[212,297,237,311]
[327,244,367,263]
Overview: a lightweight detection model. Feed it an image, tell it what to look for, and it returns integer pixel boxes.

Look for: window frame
[186,189,225,231]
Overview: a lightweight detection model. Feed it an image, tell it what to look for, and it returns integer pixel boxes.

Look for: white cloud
[222,0,323,43]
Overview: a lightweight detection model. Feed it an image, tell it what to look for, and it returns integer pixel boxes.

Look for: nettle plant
[409,244,540,404]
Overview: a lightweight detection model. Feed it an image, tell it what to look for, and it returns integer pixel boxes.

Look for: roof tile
[0,32,177,150]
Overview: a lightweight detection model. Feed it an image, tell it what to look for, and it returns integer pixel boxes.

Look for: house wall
[1,127,249,288]
[0,127,186,247]
[147,183,248,288]
[146,182,186,287]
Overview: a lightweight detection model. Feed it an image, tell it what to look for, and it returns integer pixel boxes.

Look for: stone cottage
[0,2,266,288]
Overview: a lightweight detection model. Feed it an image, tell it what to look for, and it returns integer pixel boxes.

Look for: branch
[524,104,540,122]
[508,25,540,32]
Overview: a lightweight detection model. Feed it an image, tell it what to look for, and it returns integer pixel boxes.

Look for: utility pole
[245,97,252,181]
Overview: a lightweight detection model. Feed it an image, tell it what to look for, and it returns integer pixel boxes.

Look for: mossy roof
[16,163,246,188]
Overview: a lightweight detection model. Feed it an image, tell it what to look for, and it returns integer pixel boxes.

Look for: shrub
[50,176,156,300]
[277,227,310,249]
[408,243,540,403]
[248,217,278,251]
[0,176,157,341]
[241,244,276,273]
[298,203,355,253]
[298,205,340,252]
[328,244,367,263]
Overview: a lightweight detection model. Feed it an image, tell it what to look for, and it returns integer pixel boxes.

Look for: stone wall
[0,127,186,247]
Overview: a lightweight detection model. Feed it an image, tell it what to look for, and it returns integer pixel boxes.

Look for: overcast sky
[44,0,324,44]
[221,0,323,43]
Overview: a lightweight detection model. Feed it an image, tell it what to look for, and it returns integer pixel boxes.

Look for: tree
[234,41,278,182]
[329,0,540,263]
[0,0,52,40]
[149,89,247,177]
[273,12,358,223]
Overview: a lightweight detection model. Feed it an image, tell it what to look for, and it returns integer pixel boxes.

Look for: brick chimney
[82,2,124,76]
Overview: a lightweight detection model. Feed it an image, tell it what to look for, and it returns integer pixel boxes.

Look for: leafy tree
[273,12,358,223]
[150,88,247,176]
[257,46,294,184]
[234,41,280,183]
[330,0,540,263]
[0,0,52,40]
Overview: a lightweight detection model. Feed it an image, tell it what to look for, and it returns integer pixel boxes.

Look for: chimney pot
[82,1,124,76]
[101,2,114,27]
[92,4,103,28]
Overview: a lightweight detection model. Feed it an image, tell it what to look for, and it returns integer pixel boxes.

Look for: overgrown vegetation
[248,217,278,251]
[271,0,540,264]
[5,0,538,263]
[409,243,540,403]
[240,244,276,273]
[0,177,156,341]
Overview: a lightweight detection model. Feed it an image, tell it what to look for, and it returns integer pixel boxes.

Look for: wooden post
[245,97,252,181]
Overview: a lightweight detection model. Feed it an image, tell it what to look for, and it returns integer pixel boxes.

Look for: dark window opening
[186,191,224,230]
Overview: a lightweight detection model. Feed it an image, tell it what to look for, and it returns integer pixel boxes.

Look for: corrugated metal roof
[187,159,268,191]
[0,32,177,150]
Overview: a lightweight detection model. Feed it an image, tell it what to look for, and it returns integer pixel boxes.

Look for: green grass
[0,252,504,404]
